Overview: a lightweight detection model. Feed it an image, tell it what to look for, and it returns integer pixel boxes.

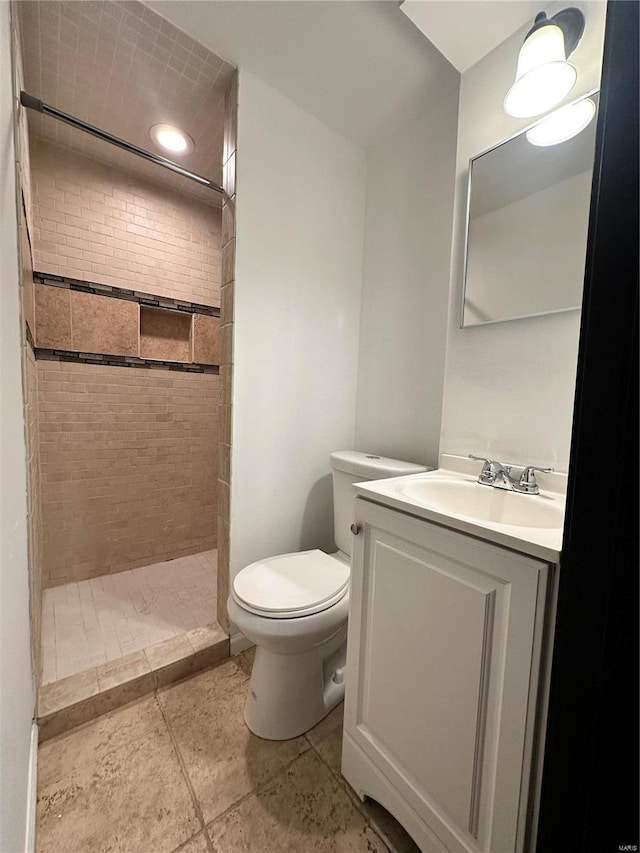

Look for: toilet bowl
[229,451,428,740]
[228,549,350,740]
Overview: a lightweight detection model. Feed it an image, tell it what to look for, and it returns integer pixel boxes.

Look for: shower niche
[139,306,192,362]
[140,305,220,365]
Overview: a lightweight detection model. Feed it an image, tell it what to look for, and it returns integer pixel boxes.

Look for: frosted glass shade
[504,24,577,118]
[526,98,596,146]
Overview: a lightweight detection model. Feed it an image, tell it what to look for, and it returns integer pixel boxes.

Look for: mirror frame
[459,88,600,330]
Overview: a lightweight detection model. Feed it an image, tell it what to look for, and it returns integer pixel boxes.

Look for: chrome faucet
[468,454,553,495]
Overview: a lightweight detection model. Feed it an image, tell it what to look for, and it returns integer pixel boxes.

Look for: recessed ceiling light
[526,97,596,146]
[149,123,194,156]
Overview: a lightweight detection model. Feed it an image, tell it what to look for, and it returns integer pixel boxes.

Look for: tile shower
[41,552,217,684]
[29,144,223,694]
[11,0,237,728]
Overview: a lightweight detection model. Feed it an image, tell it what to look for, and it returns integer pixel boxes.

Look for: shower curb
[37,624,229,742]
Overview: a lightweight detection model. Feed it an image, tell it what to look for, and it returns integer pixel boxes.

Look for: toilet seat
[232,550,349,619]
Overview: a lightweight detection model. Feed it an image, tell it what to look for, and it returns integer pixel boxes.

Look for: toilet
[227,450,428,740]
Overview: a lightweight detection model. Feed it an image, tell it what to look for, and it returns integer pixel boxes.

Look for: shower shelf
[139,305,192,362]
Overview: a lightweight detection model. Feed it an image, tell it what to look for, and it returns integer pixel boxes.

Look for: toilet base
[244,627,347,740]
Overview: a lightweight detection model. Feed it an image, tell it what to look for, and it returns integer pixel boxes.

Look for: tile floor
[37,650,420,853]
[41,551,217,684]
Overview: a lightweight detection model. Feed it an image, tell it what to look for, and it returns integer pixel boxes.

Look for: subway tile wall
[30,137,222,307]
[216,72,237,632]
[38,361,218,587]
[25,342,44,679]
[13,5,43,683]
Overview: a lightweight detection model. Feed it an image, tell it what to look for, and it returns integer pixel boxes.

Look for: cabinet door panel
[344,498,549,853]
[362,538,496,835]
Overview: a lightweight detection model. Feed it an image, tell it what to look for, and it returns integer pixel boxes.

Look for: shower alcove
[13,0,238,739]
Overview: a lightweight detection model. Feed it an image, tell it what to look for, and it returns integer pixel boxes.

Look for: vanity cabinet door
[342,498,550,853]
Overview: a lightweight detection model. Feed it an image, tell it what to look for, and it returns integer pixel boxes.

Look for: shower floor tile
[41,550,217,686]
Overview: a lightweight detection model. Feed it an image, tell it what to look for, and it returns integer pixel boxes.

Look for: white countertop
[353,454,566,563]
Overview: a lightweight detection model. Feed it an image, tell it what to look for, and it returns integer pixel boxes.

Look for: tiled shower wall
[39,361,218,587]
[12,4,42,682]
[30,137,221,306]
[30,138,222,589]
[216,71,237,633]
[24,341,43,667]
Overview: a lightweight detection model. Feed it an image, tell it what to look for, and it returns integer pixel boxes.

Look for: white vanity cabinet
[342,496,553,853]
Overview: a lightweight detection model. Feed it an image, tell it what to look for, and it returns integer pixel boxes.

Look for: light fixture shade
[516,23,565,77]
[526,97,596,146]
[504,23,577,118]
[149,123,194,155]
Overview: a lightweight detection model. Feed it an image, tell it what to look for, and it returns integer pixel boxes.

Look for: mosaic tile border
[34,272,221,317]
[35,347,219,374]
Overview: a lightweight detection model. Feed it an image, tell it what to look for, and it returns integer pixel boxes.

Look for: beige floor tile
[307,702,344,777]
[361,800,422,853]
[232,646,255,677]
[314,727,343,777]
[306,701,344,749]
[145,633,194,670]
[173,831,211,853]
[37,695,200,853]
[158,660,310,824]
[38,668,99,717]
[309,714,420,852]
[207,750,387,852]
[187,623,228,654]
[96,649,151,691]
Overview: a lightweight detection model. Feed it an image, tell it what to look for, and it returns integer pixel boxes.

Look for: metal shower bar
[20,91,224,195]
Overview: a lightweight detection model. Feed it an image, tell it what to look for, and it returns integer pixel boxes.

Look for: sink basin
[400,477,564,530]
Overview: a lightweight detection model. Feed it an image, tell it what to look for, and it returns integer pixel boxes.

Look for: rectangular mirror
[461,92,599,328]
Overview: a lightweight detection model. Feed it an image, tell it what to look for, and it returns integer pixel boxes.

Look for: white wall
[0,2,36,850]
[440,0,607,471]
[230,71,367,578]
[355,76,459,467]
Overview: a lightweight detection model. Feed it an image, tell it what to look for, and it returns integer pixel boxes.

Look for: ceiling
[17,0,545,194]
[400,0,542,73]
[17,1,235,206]
[146,0,460,150]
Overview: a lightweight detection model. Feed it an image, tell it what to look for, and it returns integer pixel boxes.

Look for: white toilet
[227,450,428,740]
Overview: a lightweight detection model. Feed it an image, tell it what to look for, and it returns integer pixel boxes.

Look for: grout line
[68,284,73,348]
[159,652,311,842]
[204,738,313,839]
[154,691,217,853]
[306,736,395,853]
[169,830,208,853]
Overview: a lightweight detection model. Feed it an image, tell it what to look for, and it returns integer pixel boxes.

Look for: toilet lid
[232,550,349,618]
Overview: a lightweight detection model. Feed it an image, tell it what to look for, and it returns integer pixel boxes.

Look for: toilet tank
[330,451,429,557]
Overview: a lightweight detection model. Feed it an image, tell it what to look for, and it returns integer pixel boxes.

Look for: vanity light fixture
[526,97,596,146]
[149,123,194,155]
[504,7,585,118]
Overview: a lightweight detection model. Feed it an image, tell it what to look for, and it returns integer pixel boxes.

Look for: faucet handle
[469,454,497,484]
[519,465,554,493]
[469,454,494,465]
